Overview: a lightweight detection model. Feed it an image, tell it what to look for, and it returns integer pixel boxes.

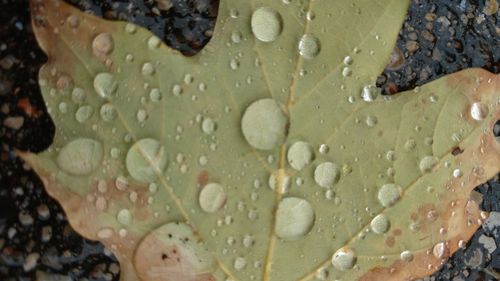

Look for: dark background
[0,0,499,280]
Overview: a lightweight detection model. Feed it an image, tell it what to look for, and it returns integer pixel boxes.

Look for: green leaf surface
[23,0,500,280]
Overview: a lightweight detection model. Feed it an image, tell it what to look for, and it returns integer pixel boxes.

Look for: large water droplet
[241,99,288,150]
[314,162,340,188]
[377,184,401,207]
[331,247,356,271]
[57,138,103,176]
[251,7,282,42]
[126,139,168,183]
[370,214,390,234]
[419,155,438,173]
[94,72,118,98]
[199,183,226,213]
[298,34,321,59]
[287,141,314,171]
[92,33,113,55]
[275,197,315,240]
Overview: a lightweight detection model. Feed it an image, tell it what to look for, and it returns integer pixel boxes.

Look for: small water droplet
[136,109,148,122]
[318,144,329,154]
[57,138,103,176]
[94,72,117,98]
[377,184,401,207]
[251,7,283,42]
[470,102,488,121]
[147,36,161,49]
[298,34,321,59]
[92,33,113,55]
[126,139,168,183]
[419,155,438,173]
[75,105,94,123]
[142,62,155,76]
[452,169,463,178]
[231,31,242,43]
[117,209,133,226]
[241,99,288,150]
[125,23,136,33]
[331,247,356,271]
[366,115,378,127]
[361,85,380,102]
[268,170,291,194]
[342,67,352,77]
[433,242,447,258]
[400,250,414,262]
[370,214,390,234]
[71,87,86,103]
[199,183,226,213]
[234,257,247,271]
[314,162,340,188]
[343,56,353,65]
[287,141,314,171]
[201,118,216,134]
[172,84,183,96]
[99,103,116,122]
[149,88,161,102]
[275,197,315,240]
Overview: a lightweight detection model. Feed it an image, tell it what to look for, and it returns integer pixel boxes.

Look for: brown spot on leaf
[197,170,209,186]
[385,236,395,247]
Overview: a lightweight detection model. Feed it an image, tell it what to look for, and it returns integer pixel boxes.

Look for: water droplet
[92,33,113,55]
[342,67,352,77]
[75,105,94,123]
[142,62,155,76]
[275,197,315,240]
[125,23,136,33]
[234,257,247,271]
[147,36,161,49]
[66,14,79,28]
[370,214,390,234]
[58,102,68,114]
[268,170,291,194]
[400,250,413,262]
[343,56,353,65]
[287,141,314,171]
[361,85,380,102]
[452,169,463,178]
[331,247,356,271]
[57,138,103,176]
[251,7,282,42]
[136,109,148,122]
[199,183,226,213]
[241,99,288,150]
[94,72,117,98]
[100,103,116,122]
[231,31,242,43]
[71,87,86,103]
[433,242,446,258]
[377,184,401,207]
[419,155,438,173]
[117,209,132,226]
[202,117,216,134]
[172,84,183,96]
[314,162,340,188]
[126,139,168,183]
[149,88,161,102]
[366,115,378,127]
[298,34,321,59]
[470,102,488,121]
[97,228,113,239]
[318,144,329,154]
[229,58,240,70]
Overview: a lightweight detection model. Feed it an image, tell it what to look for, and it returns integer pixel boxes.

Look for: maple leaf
[21,0,499,280]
